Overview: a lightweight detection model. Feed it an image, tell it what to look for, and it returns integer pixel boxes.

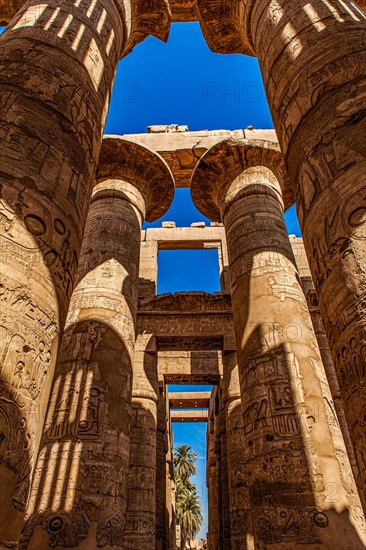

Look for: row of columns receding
[0,0,365,548]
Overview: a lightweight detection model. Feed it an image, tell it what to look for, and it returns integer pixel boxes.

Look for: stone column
[162,386,176,550]
[307,290,366,506]
[218,386,232,549]
[0,2,170,544]
[123,333,159,550]
[19,138,174,549]
[156,383,168,550]
[222,350,252,550]
[191,140,366,548]
[197,0,366,492]
[207,390,219,550]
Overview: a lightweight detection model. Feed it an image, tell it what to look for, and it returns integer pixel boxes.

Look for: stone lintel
[158,351,222,385]
[165,374,221,385]
[138,293,234,351]
[171,410,208,422]
[97,136,175,222]
[144,225,226,248]
[120,129,277,188]
[169,392,211,409]
[158,336,224,351]
[139,291,232,312]
[191,138,294,222]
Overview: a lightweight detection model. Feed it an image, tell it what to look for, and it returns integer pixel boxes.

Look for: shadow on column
[0,380,33,545]
[19,317,133,549]
[123,335,159,549]
[233,253,366,548]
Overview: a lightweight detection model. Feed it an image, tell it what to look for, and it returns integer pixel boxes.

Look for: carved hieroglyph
[0,1,124,544]
[19,139,174,549]
[207,388,220,550]
[0,1,172,545]
[221,351,248,550]
[123,334,159,549]
[191,140,366,548]
[197,0,366,494]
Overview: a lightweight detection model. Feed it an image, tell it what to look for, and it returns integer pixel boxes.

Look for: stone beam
[158,351,222,384]
[138,292,236,351]
[115,128,278,188]
[171,410,208,423]
[144,224,225,247]
[139,224,231,296]
[169,392,211,409]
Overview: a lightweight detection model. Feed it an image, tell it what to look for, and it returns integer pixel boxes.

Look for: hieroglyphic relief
[0,4,125,538]
[190,140,366,545]
[234,0,366,500]
[21,321,131,548]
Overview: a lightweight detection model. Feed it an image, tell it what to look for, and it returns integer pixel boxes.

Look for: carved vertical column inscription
[123,334,159,550]
[225,182,364,547]
[207,391,219,550]
[191,142,366,548]
[222,351,249,550]
[20,177,144,549]
[248,0,366,491]
[0,1,124,545]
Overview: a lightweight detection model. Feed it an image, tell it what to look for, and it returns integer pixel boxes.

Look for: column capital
[97,137,175,222]
[196,0,255,55]
[190,138,293,222]
[120,0,171,56]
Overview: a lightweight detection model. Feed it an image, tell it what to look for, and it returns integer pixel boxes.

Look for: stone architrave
[0,2,171,545]
[191,139,366,548]
[19,139,174,549]
[196,0,366,492]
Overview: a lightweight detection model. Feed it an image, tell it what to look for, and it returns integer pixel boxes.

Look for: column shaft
[0,1,124,541]
[307,291,366,504]
[249,0,366,489]
[123,333,159,550]
[222,350,253,550]
[222,170,365,547]
[20,177,145,548]
[156,384,168,550]
[207,394,219,550]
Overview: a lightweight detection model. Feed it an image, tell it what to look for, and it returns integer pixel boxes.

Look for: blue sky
[0,20,301,539]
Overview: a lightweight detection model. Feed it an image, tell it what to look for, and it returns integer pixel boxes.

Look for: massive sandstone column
[123,333,159,550]
[0,2,170,544]
[191,139,366,548]
[217,389,231,549]
[197,0,366,492]
[19,138,174,549]
[207,390,219,550]
[222,350,251,550]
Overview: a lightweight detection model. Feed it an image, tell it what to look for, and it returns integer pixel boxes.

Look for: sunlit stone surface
[1,0,366,544]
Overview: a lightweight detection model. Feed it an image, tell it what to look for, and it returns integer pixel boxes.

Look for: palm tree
[174,445,203,549]
[177,486,203,550]
[174,444,198,483]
